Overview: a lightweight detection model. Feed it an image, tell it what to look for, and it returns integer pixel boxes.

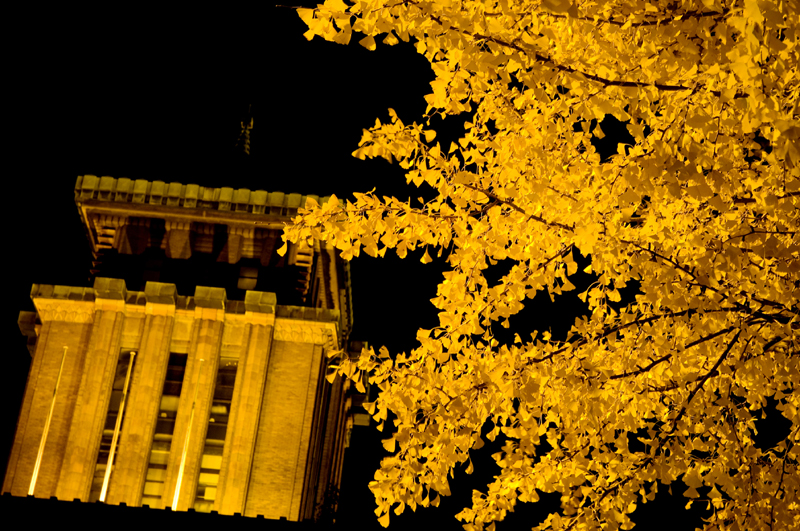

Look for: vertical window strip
[89,350,136,503]
[141,353,188,508]
[192,357,238,512]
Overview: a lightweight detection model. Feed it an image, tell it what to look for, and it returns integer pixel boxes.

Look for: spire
[235,104,253,155]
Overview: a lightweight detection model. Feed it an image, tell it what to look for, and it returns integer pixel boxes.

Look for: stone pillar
[215,291,276,516]
[299,351,332,520]
[105,282,176,507]
[161,287,225,511]
[310,369,346,518]
[54,279,127,502]
[2,293,95,498]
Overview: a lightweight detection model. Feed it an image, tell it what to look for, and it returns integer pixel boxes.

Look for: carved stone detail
[273,319,337,346]
[34,299,95,324]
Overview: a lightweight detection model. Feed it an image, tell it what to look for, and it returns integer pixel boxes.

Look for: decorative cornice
[275,306,339,323]
[34,298,95,324]
[28,282,290,325]
[95,298,126,312]
[194,306,225,321]
[30,280,346,343]
[273,319,338,346]
[145,302,176,317]
[225,311,276,327]
[75,175,331,217]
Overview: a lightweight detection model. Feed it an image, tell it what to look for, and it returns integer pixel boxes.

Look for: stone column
[54,279,127,502]
[161,287,224,511]
[215,291,276,516]
[311,369,347,518]
[2,291,95,499]
[105,282,176,507]
[299,351,332,520]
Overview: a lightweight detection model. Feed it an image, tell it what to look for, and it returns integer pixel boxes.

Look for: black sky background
[0,6,729,529]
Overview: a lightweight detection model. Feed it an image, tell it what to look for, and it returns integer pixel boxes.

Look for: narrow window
[192,357,238,512]
[89,350,137,502]
[141,353,188,508]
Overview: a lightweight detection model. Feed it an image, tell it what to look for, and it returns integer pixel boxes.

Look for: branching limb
[460,182,575,231]
[610,325,738,380]
[669,328,743,433]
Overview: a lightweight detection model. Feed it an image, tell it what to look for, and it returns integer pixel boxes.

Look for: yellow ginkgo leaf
[359,35,376,51]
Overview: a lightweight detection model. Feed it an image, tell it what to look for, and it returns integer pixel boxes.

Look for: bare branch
[460,182,575,232]
[546,8,728,28]
[669,329,742,433]
[610,326,737,380]
[428,15,747,99]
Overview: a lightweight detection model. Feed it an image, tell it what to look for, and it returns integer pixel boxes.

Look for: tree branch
[610,325,737,380]
[460,182,574,232]
[669,328,742,433]
[546,8,728,28]
[530,307,744,364]
[428,15,747,99]
[620,239,739,306]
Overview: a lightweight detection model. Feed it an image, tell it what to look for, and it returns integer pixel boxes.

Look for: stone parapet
[32,284,95,302]
[194,287,227,310]
[29,281,279,319]
[275,306,339,323]
[244,291,276,314]
[75,175,331,217]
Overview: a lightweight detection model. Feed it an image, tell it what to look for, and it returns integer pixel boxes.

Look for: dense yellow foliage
[282,1,800,529]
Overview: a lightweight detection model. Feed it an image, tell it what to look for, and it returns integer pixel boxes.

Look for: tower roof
[72,175,351,341]
[75,175,331,232]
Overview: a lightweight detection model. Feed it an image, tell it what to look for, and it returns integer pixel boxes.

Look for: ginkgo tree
[280,0,800,529]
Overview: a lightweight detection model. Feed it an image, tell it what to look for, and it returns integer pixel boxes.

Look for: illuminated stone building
[3,175,365,522]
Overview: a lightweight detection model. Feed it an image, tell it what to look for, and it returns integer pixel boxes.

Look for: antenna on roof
[235,104,253,155]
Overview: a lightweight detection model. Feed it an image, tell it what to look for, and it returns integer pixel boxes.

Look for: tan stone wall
[300,355,332,519]
[244,341,324,520]
[313,374,346,515]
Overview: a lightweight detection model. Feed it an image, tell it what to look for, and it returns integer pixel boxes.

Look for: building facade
[4,176,366,522]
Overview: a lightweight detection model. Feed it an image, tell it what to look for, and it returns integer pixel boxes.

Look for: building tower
[3,110,366,522]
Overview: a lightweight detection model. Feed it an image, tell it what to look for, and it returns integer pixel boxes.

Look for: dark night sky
[0,7,716,530]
